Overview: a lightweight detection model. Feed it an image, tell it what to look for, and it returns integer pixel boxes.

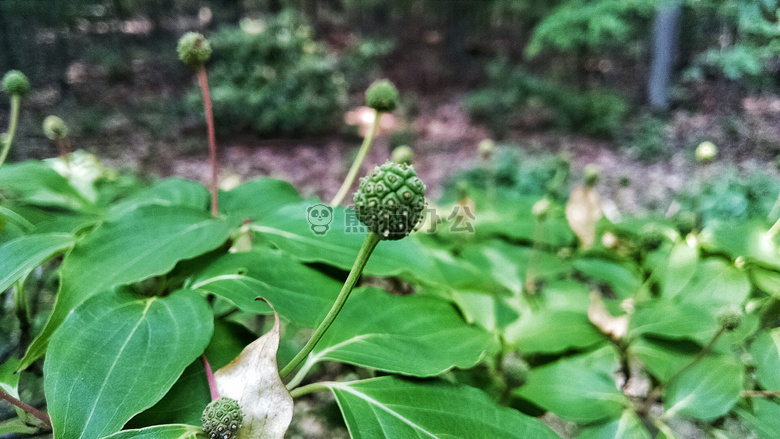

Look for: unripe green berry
[695,141,717,162]
[201,397,243,439]
[392,145,414,164]
[178,32,212,67]
[365,79,399,113]
[353,161,426,240]
[43,115,68,140]
[478,139,495,160]
[532,198,551,219]
[717,306,742,331]
[2,70,30,97]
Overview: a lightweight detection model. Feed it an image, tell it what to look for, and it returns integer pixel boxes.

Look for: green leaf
[108,177,210,218]
[0,358,35,425]
[327,377,559,438]
[515,346,628,423]
[663,355,744,421]
[301,288,498,377]
[653,241,698,299]
[573,258,642,299]
[628,337,696,383]
[220,178,302,221]
[750,328,780,391]
[22,205,234,370]
[0,161,91,210]
[506,308,604,354]
[252,202,446,283]
[751,265,780,298]
[672,258,750,310]
[103,424,206,439]
[736,398,780,439]
[44,288,214,439]
[187,249,341,328]
[0,232,74,293]
[700,221,780,269]
[577,409,651,439]
[0,418,39,435]
[628,300,717,345]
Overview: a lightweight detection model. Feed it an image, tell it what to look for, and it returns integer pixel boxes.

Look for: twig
[0,388,52,429]
[197,66,219,217]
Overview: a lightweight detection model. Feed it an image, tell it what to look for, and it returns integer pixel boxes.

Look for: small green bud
[177,32,212,67]
[202,397,243,439]
[717,305,742,331]
[365,79,399,113]
[584,164,600,187]
[478,139,495,160]
[2,70,30,97]
[353,161,426,240]
[501,353,530,388]
[532,198,551,219]
[43,115,68,140]
[639,225,666,251]
[392,145,414,164]
[695,141,717,162]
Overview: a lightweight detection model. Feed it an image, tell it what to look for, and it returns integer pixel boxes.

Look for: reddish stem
[197,66,219,217]
[200,354,220,401]
[0,388,52,429]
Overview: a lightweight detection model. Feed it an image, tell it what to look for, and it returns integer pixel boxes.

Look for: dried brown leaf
[566,186,602,250]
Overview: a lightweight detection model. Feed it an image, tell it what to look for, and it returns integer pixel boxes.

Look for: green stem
[667,326,726,386]
[280,232,381,380]
[0,95,21,170]
[769,215,780,239]
[289,381,332,399]
[330,111,382,207]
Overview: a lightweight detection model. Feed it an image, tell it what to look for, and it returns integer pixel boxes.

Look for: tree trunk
[648,1,682,110]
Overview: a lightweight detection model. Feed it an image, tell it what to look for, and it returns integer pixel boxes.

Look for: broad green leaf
[215,310,293,439]
[44,288,214,439]
[220,178,303,221]
[128,320,256,428]
[515,346,628,423]
[736,398,780,439]
[699,221,780,269]
[672,258,750,310]
[750,328,780,391]
[506,308,604,354]
[327,377,559,438]
[663,355,744,421]
[573,258,642,299]
[0,161,91,210]
[448,289,519,332]
[539,279,592,312]
[108,177,210,218]
[628,300,717,345]
[577,409,651,439]
[653,241,698,299]
[628,337,696,383]
[0,418,39,435]
[103,424,205,439]
[22,205,234,370]
[751,265,780,298]
[252,202,446,283]
[0,232,74,293]
[188,249,341,328]
[0,358,35,425]
[300,288,499,377]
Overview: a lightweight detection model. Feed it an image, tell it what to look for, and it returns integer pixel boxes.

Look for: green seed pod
[201,397,243,439]
[2,70,30,97]
[391,145,414,164]
[353,161,426,240]
[178,32,212,67]
[43,115,68,140]
[365,79,399,113]
[716,306,742,331]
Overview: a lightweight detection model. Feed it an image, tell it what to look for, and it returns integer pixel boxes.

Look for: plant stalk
[289,381,331,399]
[0,388,52,429]
[197,66,219,217]
[0,95,21,170]
[330,111,382,207]
[280,232,381,379]
[200,354,220,401]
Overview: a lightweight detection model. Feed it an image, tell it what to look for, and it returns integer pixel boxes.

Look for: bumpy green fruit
[365,79,399,113]
[201,397,243,439]
[2,70,30,97]
[178,32,212,67]
[353,161,426,240]
[43,115,68,140]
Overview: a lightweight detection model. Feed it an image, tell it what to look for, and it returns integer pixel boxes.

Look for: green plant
[193,10,347,136]
[622,113,669,162]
